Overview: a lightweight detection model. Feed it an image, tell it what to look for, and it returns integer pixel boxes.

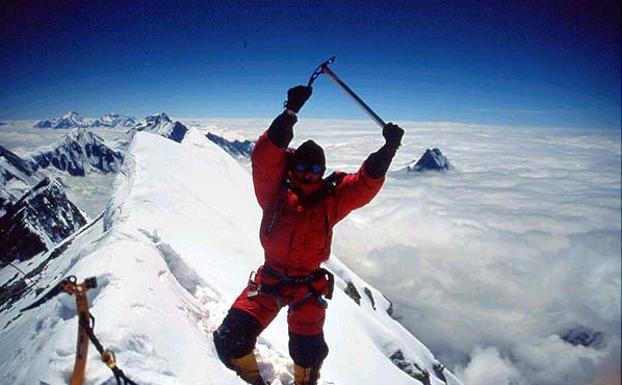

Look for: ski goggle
[294,162,325,175]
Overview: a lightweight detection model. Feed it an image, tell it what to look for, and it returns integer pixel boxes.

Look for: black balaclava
[289,140,326,188]
[293,140,326,169]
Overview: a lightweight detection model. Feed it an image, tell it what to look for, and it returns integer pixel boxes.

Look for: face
[292,162,325,184]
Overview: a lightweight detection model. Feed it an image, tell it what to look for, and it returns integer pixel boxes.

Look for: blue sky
[0,0,619,128]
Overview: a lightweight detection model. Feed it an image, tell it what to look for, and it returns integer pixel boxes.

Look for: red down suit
[231,129,384,335]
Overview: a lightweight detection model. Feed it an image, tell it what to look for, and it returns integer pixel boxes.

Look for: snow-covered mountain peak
[130,112,187,143]
[92,113,137,128]
[132,112,173,130]
[0,176,87,264]
[62,111,80,119]
[30,127,124,176]
[34,111,89,129]
[148,112,172,124]
[64,126,99,144]
[54,111,89,129]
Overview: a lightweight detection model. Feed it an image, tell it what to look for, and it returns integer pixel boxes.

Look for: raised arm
[251,86,312,209]
[332,122,404,223]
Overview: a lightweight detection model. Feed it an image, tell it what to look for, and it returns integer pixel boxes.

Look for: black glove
[285,85,312,113]
[383,122,404,149]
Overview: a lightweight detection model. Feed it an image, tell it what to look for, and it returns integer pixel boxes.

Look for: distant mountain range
[35,112,190,144]
[34,112,136,129]
[1,115,238,263]
[92,113,137,128]
[1,115,254,265]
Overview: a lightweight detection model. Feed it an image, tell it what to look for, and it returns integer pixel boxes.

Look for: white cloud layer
[455,346,524,385]
[316,121,621,385]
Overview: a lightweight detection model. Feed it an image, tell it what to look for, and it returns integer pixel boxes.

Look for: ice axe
[21,276,138,385]
[307,56,387,129]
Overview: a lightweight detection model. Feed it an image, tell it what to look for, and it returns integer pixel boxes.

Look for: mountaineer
[213,85,404,385]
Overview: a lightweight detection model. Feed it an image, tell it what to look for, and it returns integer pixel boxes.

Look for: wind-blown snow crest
[0,129,462,385]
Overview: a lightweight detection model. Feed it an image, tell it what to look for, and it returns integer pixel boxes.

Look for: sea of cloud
[2,118,620,385]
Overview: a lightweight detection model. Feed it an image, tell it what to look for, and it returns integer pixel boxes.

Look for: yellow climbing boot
[294,363,322,385]
[230,352,266,385]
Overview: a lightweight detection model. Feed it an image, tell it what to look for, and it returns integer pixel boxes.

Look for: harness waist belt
[261,263,334,300]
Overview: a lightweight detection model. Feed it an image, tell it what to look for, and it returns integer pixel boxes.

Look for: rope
[79,315,139,385]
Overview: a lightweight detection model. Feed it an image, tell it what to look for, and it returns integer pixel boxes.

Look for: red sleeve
[332,165,384,224]
[251,131,287,209]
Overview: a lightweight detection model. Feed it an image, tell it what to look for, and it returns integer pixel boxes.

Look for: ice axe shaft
[322,65,387,129]
[308,56,387,129]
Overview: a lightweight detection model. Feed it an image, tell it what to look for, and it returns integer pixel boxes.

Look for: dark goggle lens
[295,163,324,174]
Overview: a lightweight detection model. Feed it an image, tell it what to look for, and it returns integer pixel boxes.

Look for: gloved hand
[383,122,404,149]
[285,85,313,113]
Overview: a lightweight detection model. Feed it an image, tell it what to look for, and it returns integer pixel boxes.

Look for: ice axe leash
[22,276,138,385]
[307,56,387,129]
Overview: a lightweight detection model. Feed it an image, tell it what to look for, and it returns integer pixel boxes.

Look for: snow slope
[0,130,461,385]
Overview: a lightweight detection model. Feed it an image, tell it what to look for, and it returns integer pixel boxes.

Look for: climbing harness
[247,264,335,313]
[22,276,138,385]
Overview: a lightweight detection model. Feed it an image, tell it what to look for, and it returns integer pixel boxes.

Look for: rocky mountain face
[407,148,453,172]
[131,113,188,143]
[1,144,89,265]
[206,132,255,158]
[30,127,124,176]
[0,177,86,266]
[0,146,38,217]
